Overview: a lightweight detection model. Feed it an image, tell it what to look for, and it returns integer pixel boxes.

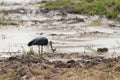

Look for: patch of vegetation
[90,20,102,26]
[40,0,74,9]
[0,16,18,25]
[28,47,35,55]
[40,0,120,19]
[0,16,7,25]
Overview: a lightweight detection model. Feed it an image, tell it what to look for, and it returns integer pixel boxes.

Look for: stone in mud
[54,60,81,68]
[49,33,57,36]
[76,18,85,22]
[40,8,50,13]
[67,60,81,68]
[97,48,108,53]
[54,61,66,68]
[67,60,75,64]
[8,56,21,61]
[109,24,116,27]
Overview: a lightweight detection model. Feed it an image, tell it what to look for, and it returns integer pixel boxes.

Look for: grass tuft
[0,16,18,25]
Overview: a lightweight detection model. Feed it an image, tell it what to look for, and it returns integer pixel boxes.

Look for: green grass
[40,0,120,19]
[0,20,18,25]
[40,0,74,9]
[90,20,102,26]
[0,17,18,25]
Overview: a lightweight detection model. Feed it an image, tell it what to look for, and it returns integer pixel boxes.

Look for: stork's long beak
[50,41,56,53]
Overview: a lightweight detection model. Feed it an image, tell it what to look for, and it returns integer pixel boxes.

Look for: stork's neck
[49,41,56,53]
[50,41,53,49]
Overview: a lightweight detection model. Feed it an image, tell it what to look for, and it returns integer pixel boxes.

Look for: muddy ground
[0,54,120,80]
[0,0,120,80]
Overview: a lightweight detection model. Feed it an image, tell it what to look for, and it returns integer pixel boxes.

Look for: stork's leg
[38,45,40,56]
[41,45,43,54]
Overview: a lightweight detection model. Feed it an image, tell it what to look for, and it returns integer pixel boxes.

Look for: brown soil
[0,53,120,80]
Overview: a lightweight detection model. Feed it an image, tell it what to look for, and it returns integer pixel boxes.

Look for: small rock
[97,48,108,53]
[109,24,117,27]
[67,60,75,64]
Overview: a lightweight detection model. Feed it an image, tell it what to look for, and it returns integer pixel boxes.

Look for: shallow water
[1,26,120,57]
